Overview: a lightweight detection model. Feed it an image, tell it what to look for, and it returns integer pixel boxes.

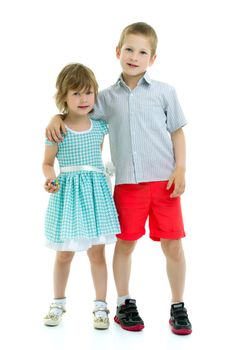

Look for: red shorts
[114,181,185,241]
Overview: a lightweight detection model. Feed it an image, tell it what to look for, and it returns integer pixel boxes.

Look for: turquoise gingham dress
[45,120,120,251]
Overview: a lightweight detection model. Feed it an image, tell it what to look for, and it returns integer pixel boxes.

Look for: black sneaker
[114,299,144,331]
[169,302,192,335]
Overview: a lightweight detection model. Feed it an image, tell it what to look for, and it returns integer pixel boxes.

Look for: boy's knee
[161,239,184,261]
[116,239,137,256]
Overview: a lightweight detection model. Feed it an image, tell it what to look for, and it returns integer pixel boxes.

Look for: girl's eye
[126,48,133,52]
[141,51,147,55]
[72,90,94,96]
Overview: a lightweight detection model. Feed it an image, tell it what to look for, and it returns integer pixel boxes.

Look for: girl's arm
[42,144,59,193]
[167,128,186,198]
[45,115,67,143]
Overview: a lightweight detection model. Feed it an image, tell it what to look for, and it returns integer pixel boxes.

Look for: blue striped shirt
[91,72,187,185]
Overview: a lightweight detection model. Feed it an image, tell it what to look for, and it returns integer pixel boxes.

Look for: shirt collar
[115,71,152,87]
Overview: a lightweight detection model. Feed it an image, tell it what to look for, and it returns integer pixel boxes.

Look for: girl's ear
[116,47,121,59]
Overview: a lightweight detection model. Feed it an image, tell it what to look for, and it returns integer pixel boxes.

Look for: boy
[46,22,192,335]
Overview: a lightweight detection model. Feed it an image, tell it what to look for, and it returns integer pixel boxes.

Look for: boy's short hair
[55,63,98,114]
[117,22,158,56]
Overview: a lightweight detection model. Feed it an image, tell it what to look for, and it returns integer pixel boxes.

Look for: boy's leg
[113,183,150,297]
[160,239,192,334]
[149,181,186,301]
[87,245,109,329]
[113,239,144,331]
[113,183,150,331]
[148,181,192,334]
[113,238,137,296]
[160,239,185,303]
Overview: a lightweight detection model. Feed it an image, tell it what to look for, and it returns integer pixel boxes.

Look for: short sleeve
[45,138,56,146]
[90,91,108,122]
[98,120,109,135]
[164,87,187,133]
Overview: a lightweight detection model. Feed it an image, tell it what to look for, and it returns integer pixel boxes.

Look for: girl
[42,63,120,329]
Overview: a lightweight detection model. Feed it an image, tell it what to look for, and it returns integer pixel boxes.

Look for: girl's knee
[56,252,74,264]
[87,245,106,265]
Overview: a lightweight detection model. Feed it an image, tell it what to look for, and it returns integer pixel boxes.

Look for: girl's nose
[80,94,87,102]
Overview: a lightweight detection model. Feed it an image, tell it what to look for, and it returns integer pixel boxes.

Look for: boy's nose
[130,53,138,61]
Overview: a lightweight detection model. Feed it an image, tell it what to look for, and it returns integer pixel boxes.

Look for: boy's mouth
[127,63,138,68]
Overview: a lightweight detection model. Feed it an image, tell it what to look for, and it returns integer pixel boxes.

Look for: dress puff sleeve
[97,120,109,136]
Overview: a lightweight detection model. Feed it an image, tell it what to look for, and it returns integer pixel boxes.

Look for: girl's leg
[44,251,75,326]
[87,244,107,301]
[87,245,109,329]
[112,238,137,296]
[160,239,186,302]
[54,251,75,298]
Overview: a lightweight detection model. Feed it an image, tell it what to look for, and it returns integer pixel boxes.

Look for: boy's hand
[44,178,60,193]
[46,115,66,143]
[166,168,185,198]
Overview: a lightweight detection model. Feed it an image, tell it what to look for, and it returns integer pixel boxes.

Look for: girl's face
[66,88,95,116]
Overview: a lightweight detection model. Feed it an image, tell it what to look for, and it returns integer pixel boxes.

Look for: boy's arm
[167,128,186,198]
[42,144,59,192]
[45,115,67,143]
[90,92,108,122]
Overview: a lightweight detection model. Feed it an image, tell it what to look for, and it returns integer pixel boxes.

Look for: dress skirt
[45,171,120,251]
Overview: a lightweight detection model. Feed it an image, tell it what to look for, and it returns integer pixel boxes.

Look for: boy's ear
[116,46,121,59]
[149,54,157,66]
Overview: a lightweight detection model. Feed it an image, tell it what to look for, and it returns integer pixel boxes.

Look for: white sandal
[44,303,66,326]
[93,306,110,330]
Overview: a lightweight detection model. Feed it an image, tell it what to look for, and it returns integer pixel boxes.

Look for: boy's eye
[86,91,94,95]
[125,48,133,52]
[140,51,147,55]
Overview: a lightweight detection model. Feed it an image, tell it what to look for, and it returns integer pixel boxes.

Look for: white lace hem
[45,234,117,252]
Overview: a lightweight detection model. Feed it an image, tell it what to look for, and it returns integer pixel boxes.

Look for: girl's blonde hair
[55,63,98,114]
[117,22,158,56]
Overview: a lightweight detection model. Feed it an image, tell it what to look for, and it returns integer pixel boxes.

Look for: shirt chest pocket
[140,104,167,131]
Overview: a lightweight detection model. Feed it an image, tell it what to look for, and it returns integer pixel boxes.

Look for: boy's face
[116,34,156,78]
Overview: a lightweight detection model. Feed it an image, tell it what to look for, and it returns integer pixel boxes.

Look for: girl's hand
[44,178,60,193]
[166,168,185,198]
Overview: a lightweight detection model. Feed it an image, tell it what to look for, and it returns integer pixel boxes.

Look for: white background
[0,0,232,349]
